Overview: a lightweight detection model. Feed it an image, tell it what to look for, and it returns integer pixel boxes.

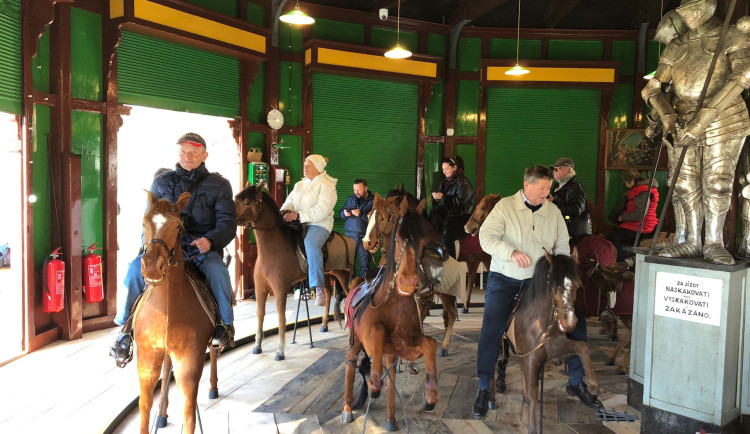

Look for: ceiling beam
[369,0,413,11]
[543,0,583,29]
[450,0,510,26]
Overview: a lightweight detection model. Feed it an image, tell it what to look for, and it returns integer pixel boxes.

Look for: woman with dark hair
[431,155,475,258]
[607,168,659,262]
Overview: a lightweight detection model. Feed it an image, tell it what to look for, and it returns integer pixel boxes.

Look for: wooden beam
[369,0,412,11]
[450,0,510,26]
[543,0,583,29]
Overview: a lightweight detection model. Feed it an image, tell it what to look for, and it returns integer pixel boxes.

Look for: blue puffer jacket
[150,163,236,258]
[339,192,374,238]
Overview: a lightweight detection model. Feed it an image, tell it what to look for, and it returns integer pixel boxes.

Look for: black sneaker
[212,323,235,349]
[565,381,604,409]
[109,333,133,368]
[472,388,494,418]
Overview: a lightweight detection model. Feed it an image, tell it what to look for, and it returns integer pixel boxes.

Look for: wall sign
[654,271,722,326]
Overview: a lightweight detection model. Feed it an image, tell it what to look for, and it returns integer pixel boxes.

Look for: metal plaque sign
[654,271,722,326]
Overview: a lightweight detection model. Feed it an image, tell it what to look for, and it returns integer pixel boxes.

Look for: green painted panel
[278,134,302,186]
[548,40,603,61]
[424,142,441,210]
[488,38,542,60]
[312,18,364,45]
[279,61,301,127]
[427,33,446,57]
[610,84,634,129]
[485,88,601,202]
[458,38,481,72]
[370,27,418,53]
[0,0,21,113]
[248,61,265,124]
[74,111,104,250]
[71,8,102,101]
[32,104,52,266]
[646,41,663,74]
[312,73,418,234]
[32,30,50,94]
[455,80,479,137]
[454,143,477,194]
[118,31,240,117]
[425,81,444,137]
[185,0,237,17]
[246,2,265,26]
[279,21,303,52]
[612,40,636,75]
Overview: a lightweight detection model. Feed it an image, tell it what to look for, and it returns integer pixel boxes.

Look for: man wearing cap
[110,132,237,364]
[281,154,337,306]
[548,157,591,244]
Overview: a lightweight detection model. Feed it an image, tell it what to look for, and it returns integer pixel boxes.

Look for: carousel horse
[461,193,501,312]
[366,191,462,357]
[497,250,599,434]
[234,182,355,360]
[342,199,438,429]
[134,191,221,434]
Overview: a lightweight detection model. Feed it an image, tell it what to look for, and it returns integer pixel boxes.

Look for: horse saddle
[290,225,340,273]
[184,262,220,327]
[420,241,448,286]
[345,267,386,338]
[585,256,634,293]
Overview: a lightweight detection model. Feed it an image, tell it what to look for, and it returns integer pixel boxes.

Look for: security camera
[379,8,388,21]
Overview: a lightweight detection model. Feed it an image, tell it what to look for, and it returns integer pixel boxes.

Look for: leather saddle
[184,261,221,325]
[420,241,448,286]
[583,255,635,293]
[285,217,339,269]
[346,267,386,340]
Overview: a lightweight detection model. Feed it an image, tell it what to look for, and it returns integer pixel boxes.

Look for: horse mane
[238,185,296,249]
[521,253,579,305]
[384,209,424,276]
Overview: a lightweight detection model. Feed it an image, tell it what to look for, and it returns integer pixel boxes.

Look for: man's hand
[511,250,532,268]
[432,192,443,200]
[283,211,299,222]
[351,209,361,217]
[343,210,351,217]
[191,237,212,255]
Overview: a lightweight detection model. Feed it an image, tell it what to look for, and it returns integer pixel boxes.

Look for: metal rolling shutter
[0,0,21,114]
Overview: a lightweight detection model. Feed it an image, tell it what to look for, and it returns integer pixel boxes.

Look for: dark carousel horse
[495,250,600,434]
[342,199,438,430]
[461,193,501,312]
[134,191,221,434]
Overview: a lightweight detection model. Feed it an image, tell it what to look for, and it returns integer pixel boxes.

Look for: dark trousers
[607,227,637,262]
[353,236,372,278]
[443,214,470,259]
[566,309,587,385]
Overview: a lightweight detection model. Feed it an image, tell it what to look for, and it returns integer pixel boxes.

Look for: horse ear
[373,192,381,204]
[145,190,157,206]
[245,180,252,188]
[257,179,267,190]
[417,199,426,214]
[543,247,552,264]
[571,246,579,265]
[176,192,192,211]
[399,196,409,217]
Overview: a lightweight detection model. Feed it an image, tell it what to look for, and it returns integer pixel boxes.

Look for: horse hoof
[371,389,381,400]
[385,420,397,431]
[606,359,615,366]
[461,307,469,314]
[616,368,627,375]
[252,347,262,354]
[320,325,328,333]
[423,395,436,412]
[342,412,353,423]
[496,382,507,394]
[488,399,497,410]
[156,416,167,428]
[438,348,448,357]
[275,354,285,361]
[208,389,218,399]
[610,335,618,341]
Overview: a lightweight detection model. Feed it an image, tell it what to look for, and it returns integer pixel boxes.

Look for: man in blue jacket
[110,132,237,365]
[339,179,374,277]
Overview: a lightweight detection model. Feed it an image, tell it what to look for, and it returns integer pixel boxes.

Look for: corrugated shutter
[0,0,21,114]
[312,73,418,234]
[484,87,600,202]
[117,31,240,117]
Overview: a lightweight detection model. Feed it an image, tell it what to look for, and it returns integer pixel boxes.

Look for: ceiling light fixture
[279,1,315,25]
[506,0,530,75]
[385,0,412,59]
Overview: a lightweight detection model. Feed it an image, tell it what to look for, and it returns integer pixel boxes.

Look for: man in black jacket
[111,132,237,364]
[549,157,591,244]
[339,179,374,277]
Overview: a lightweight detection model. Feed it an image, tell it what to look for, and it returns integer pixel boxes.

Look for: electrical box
[248,162,269,186]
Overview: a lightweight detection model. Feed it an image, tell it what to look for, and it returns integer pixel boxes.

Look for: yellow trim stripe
[133,0,265,53]
[317,48,437,78]
[305,49,311,65]
[110,0,124,19]
[487,66,615,83]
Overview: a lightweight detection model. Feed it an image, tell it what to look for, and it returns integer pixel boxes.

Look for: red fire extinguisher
[42,247,65,313]
[83,242,103,303]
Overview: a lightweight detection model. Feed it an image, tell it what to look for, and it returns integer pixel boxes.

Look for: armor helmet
[654,10,688,44]
[676,0,717,30]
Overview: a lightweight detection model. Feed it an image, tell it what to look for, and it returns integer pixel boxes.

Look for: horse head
[141,191,191,285]
[540,248,582,333]
[363,192,399,252]
[388,198,424,295]
[464,193,501,236]
[234,181,266,227]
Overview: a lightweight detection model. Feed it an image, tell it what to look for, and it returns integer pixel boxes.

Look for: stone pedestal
[628,253,748,433]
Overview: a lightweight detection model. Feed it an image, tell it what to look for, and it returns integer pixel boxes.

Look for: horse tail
[351,354,371,410]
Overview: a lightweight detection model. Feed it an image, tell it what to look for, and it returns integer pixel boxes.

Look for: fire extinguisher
[42,247,65,313]
[83,242,103,303]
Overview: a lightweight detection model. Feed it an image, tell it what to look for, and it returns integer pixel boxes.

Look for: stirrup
[212,323,235,349]
[109,332,134,368]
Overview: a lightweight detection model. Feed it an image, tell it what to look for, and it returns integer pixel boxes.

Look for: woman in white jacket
[281,154,338,305]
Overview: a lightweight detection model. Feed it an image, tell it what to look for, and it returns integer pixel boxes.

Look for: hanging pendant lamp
[505,0,529,75]
[385,0,412,59]
[280,1,315,25]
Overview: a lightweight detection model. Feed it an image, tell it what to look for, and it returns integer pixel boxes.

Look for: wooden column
[416,82,434,200]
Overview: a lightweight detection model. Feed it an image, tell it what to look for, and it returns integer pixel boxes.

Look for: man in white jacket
[281,154,338,306]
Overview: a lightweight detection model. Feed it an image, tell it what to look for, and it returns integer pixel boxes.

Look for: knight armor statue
[641,0,750,264]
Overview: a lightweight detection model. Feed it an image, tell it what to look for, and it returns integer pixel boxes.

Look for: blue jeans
[353,236,372,278]
[114,250,234,326]
[566,309,588,386]
[305,225,330,288]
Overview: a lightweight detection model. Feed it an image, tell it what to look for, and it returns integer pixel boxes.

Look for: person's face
[353,183,367,198]
[442,162,456,178]
[523,178,553,206]
[624,179,635,189]
[178,142,207,171]
[553,166,571,180]
[303,159,321,180]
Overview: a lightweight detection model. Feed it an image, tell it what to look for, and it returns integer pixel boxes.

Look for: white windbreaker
[281,172,338,232]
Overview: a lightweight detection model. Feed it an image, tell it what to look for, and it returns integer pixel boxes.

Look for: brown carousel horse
[134,191,220,434]
[365,192,459,357]
[497,250,599,434]
[342,199,438,429]
[461,193,501,312]
[234,182,355,360]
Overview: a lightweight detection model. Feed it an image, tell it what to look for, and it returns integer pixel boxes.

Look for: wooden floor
[0,289,641,433]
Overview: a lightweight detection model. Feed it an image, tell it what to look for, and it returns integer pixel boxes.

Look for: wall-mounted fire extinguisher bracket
[82,242,104,303]
[43,247,65,313]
